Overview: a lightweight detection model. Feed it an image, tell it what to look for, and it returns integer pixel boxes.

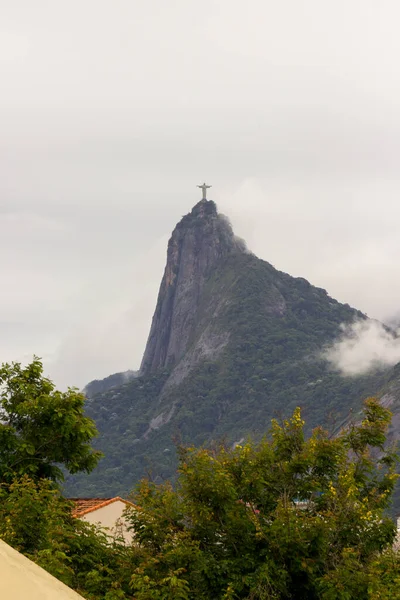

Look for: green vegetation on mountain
[83,370,137,399]
[65,252,391,497]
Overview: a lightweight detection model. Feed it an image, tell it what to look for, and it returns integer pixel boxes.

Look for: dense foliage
[67,253,392,497]
[0,358,102,483]
[127,399,400,599]
[0,359,133,599]
[0,476,133,599]
[0,370,399,599]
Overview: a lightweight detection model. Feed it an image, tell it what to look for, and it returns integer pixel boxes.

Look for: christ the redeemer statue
[197,182,211,200]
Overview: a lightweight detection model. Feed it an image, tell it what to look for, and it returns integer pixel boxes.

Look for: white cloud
[324,320,400,376]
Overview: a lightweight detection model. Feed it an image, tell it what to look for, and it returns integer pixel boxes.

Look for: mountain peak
[73,201,395,501]
[140,200,246,375]
[191,198,217,215]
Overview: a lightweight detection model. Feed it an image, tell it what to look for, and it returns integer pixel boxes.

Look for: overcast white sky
[2,0,400,388]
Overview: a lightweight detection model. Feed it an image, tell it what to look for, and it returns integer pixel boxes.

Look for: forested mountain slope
[65,200,396,496]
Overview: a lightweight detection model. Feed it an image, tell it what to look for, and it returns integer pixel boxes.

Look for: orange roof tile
[69,496,135,518]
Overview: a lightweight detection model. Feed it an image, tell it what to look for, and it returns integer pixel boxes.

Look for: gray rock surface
[140,200,246,375]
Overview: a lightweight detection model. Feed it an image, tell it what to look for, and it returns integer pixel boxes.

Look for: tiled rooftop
[69,497,133,517]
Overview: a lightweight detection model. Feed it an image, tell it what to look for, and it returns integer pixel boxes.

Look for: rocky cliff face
[140,200,246,374]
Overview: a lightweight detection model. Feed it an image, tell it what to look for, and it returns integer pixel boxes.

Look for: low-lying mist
[324,319,400,375]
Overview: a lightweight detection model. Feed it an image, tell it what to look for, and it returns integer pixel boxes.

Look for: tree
[0,359,136,599]
[127,399,400,599]
[0,357,101,483]
[0,475,134,599]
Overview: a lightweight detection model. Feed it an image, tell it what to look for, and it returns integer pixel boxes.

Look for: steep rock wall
[140,200,246,374]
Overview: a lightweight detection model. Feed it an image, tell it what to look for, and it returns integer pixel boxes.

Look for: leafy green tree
[0,359,134,599]
[0,357,101,483]
[0,475,134,599]
[127,399,400,599]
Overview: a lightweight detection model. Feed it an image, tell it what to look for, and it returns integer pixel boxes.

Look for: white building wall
[80,500,133,543]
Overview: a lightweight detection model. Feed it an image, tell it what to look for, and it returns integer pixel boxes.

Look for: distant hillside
[83,370,137,398]
[65,200,396,498]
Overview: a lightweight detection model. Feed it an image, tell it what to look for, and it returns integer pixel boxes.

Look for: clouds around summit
[2,0,400,387]
[324,320,400,376]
